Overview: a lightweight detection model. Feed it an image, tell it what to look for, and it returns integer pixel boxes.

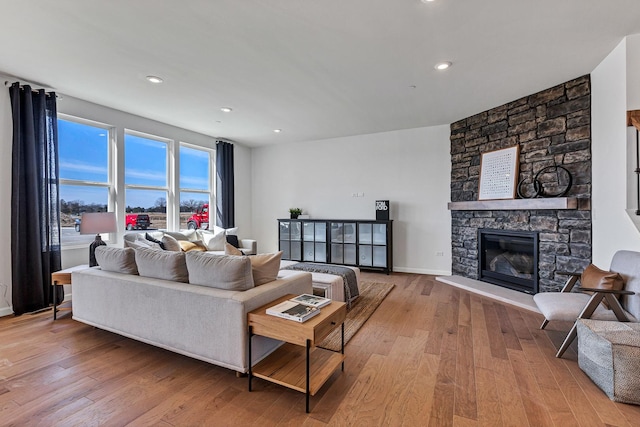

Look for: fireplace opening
[478,229,538,294]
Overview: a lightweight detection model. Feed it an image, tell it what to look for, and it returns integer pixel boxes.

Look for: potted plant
[289,208,302,219]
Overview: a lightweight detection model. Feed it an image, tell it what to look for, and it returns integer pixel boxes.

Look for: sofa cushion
[250,251,283,286]
[226,234,240,248]
[185,252,253,290]
[180,240,207,252]
[198,230,226,251]
[129,234,162,250]
[161,234,182,252]
[145,232,166,250]
[225,242,244,256]
[95,246,138,275]
[134,248,189,283]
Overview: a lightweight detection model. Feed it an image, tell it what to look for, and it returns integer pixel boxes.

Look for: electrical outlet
[435,251,444,257]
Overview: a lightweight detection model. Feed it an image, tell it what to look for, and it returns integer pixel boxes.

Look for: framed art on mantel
[478,145,520,200]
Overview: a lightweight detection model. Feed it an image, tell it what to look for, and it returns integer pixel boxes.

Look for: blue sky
[58,119,210,209]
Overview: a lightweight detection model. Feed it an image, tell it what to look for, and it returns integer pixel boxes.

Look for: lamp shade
[80,212,118,235]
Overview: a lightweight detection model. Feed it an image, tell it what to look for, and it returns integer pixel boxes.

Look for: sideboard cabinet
[278,219,393,273]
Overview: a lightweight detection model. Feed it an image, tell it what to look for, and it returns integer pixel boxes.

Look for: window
[125,132,168,230]
[179,143,214,229]
[58,117,113,245]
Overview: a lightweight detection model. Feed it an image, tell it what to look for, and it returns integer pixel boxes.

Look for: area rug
[318,281,395,351]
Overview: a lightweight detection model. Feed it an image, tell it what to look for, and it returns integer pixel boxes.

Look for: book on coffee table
[289,293,332,308]
[266,300,321,323]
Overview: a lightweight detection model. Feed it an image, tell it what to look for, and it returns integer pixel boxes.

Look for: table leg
[341,322,345,371]
[248,326,253,392]
[306,338,310,413]
[53,281,58,320]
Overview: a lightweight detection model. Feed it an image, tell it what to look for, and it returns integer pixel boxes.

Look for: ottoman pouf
[576,319,640,405]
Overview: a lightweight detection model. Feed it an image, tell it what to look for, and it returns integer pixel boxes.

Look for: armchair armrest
[576,287,634,295]
[556,272,581,293]
[240,239,257,255]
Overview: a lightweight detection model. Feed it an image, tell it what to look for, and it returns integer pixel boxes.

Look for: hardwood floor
[1,272,639,426]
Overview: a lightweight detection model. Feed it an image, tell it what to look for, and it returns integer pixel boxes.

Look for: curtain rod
[4,80,58,97]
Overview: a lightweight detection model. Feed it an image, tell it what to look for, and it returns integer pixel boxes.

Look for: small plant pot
[290,214,299,219]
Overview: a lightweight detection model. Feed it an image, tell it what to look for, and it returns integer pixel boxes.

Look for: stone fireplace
[449,75,592,293]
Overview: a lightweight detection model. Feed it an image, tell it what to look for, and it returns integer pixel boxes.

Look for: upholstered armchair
[533,250,640,358]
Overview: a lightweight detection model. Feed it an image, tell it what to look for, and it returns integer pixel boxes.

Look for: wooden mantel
[448,197,579,211]
[628,110,640,131]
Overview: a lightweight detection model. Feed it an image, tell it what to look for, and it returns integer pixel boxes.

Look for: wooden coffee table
[248,294,346,413]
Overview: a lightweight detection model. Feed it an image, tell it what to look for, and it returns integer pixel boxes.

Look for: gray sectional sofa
[72,247,312,373]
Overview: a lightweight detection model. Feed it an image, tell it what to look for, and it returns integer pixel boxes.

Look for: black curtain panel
[216,140,235,229]
[9,83,62,315]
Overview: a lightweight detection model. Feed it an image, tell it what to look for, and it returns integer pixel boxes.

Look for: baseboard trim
[0,291,72,318]
[392,267,452,276]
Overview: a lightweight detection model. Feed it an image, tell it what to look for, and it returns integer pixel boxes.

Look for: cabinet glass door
[373,223,387,245]
[279,221,290,240]
[358,223,372,244]
[290,221,301,242]
[315,222,326,242]
[315,243,326,262]
[359,245,372,266]
[303,222,315,241]
[373,246,387,267]
[303,241,315,261]
[344,244,356,265]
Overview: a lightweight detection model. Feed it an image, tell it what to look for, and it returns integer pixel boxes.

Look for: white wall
[0,87,13,316]
[591,35,640,265]
[251,125,452,275]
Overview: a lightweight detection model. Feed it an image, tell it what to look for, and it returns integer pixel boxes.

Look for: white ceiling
[2,0,640,147]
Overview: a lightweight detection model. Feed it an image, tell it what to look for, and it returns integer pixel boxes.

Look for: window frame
[123,130,171,228]
[57,114,115,247]
[178,142,215,227]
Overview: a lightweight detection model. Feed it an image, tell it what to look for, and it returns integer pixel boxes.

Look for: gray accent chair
[533,250,640,358]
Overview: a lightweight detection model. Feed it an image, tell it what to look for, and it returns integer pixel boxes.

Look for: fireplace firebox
[478,229,538,294]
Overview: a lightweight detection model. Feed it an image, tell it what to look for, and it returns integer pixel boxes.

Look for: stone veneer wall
[450,75,592,292]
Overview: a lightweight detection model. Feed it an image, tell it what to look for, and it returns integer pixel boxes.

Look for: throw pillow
[581,263,625,309]
[134,234,162,250]
[95,246,138,274]
[225,242,244,256]
[198,229,226,251]
[226,234,240,248]
[225,227,239,236]
[163,231,189,241]
[249,251,283,286]
[179,240,207,252]
[185,252,253,291]
[145,232,166,250]
[134,248,189,283]
[161,234,182,252]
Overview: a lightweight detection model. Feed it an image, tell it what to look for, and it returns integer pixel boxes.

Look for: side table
[248,294,346,413]
[51,264,89,320]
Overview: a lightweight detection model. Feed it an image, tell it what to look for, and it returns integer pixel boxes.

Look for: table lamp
[80,212,118,267]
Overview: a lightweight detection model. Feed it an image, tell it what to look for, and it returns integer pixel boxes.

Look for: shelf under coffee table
[248,294,346,413]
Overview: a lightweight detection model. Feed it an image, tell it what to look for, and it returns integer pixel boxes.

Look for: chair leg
[556,322,578,358]
[540,319,549,330]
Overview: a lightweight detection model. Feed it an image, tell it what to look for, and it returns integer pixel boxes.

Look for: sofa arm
[240,239,257,255]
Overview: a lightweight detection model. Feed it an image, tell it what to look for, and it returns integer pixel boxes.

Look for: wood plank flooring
[1,272,639,426]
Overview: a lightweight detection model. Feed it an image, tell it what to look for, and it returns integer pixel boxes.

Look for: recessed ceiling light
[220,107,233,113]
[273,129,282,133]
[421,0,435,3]
[146,75,163,84]
[434,61,452,70]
